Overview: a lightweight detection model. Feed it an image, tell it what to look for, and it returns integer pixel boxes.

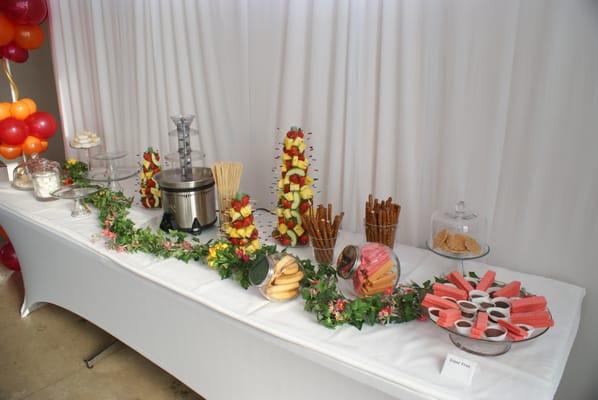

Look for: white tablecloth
[0,182,585,399]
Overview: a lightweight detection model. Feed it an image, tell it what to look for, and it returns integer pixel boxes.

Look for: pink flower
[163,241,173,250]
[116,245,126,253]
[334,299,346,312]
[182,241,193,251]
[101,229,116,240]
[377,305,392,320]
[384,287,394,296]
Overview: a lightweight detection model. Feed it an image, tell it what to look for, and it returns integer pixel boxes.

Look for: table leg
[84,339,122,368]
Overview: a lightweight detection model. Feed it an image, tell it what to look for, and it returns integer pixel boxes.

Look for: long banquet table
[0,182,585,400]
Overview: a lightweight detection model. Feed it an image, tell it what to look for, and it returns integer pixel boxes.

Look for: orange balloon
[0,143,23,159]
[14,24,44,50]
[0,14,15,46]
[21,135,43,156]
[10,100,31,120]
[21,98,37,114]
[40,139,48,152]
[0,102,11,120]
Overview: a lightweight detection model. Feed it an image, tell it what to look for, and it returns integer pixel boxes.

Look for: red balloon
[1,42,28,63]
[0,242,20,272]
[25,111,57,139]
[0,116,28,145]
[2,0,48,25]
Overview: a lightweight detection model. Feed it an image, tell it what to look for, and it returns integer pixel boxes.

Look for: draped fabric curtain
[49,1,598,397]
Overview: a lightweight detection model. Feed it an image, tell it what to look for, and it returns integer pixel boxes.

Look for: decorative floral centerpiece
[62,158,88,185]
[272,126,314,246]
[225,193,260,253]
[139,147,161,208]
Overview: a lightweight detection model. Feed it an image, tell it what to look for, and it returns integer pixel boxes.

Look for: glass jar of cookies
[335,242,400,299]
[429,201,488,258]
[248,253,304,301]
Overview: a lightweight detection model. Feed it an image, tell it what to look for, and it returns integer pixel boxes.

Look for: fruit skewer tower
[272,126,314,246]
[139,148,161,208]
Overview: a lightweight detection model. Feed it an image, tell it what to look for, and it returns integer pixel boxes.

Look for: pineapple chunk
[230,210,243,221]
[240,205,252,218]
[293,137,303,147]
[282,153,292,161]
[296,160,307,170]
[298,142,305,153]
[276,208,283,217]
[278,223,288,234]
[284,137,293,149]
[278,179,284,189]
[290,183,300,192]
[143,159,150,169]
[283,209,292,219]
[300,186,314,200]
[284,192,294,202]
[293,224,305,237]
[283,175,290,185]
[306,175,314,185]
[292,156,299,167]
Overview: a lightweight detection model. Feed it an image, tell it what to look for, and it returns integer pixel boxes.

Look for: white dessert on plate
[70,130,101,149]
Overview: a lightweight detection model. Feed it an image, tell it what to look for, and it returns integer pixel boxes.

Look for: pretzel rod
[364,195,401,246]
[304,204,343,264]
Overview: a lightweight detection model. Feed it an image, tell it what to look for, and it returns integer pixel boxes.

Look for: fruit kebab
[272,126,314,247]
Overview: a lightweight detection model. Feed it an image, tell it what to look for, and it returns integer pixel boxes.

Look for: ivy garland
[64,159,434,330]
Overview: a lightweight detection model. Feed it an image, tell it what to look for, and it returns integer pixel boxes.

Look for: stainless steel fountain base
[158,175,217,234]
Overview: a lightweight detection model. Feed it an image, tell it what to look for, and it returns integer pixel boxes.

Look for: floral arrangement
[63,159,434,330]
[62,158,88,186]
[224,193,260,252]
[139,147,161,208]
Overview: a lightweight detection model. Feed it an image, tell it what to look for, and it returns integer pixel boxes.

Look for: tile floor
[0,265,204,400]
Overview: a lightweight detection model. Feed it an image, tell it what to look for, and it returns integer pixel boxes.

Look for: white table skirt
[0,182,585,400]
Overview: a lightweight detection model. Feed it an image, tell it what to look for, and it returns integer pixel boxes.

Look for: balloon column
[0,0,47,63]
[0,98,56,159]
[0,0,58,161]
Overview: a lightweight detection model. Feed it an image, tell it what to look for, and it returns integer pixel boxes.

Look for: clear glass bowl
[248,253,304,302]
[335,243,400,299]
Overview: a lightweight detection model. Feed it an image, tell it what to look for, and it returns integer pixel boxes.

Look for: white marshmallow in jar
[31,159,62,200]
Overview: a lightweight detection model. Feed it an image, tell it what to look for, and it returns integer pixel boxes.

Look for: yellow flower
[67,158,78,165]
[206,242,229,268]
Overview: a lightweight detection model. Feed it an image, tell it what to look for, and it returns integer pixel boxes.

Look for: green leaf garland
[63,160,434,330]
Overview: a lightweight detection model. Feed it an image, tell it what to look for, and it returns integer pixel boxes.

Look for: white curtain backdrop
[48,1,598,398]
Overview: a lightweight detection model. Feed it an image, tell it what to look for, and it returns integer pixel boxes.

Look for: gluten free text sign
[441,353,477,386]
